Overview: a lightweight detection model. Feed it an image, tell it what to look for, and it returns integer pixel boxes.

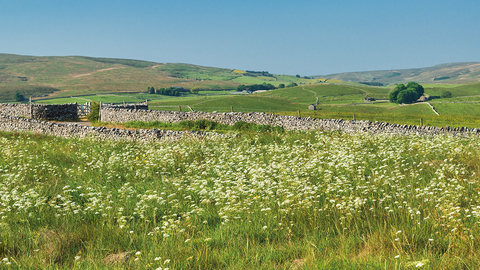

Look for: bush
[87,102,100,122]
[14,92,24,102]
[190,87,200,94]
[441,91,452,98]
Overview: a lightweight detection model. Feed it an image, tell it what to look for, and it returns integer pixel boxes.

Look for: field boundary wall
[0,103,78,120]
[0,114,205,141]
[99,107,480,136]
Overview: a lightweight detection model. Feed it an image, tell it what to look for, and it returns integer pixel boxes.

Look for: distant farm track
[71,67,125,78]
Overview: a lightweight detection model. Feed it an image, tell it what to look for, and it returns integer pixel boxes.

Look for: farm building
[308,104,316,110]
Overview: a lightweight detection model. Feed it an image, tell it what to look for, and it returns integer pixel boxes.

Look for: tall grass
[1,130,480,268]
[122,119,285,133]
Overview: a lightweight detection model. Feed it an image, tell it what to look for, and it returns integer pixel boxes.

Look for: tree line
[236,82,298,92]
[147,86,181,96]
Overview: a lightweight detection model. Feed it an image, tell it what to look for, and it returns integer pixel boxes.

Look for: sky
[1,0,479,75]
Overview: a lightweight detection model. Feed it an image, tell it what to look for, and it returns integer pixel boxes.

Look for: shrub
[441,91,453,98]
[87,102,100,122]
[14,92,24,102]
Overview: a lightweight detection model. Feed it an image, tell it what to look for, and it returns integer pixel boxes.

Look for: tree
[396,89,417,104]
[389,84,406,103]
[148,86,155,94]
[236,85,247,91]
[14,92,24,102]
[441,91,452,98]
[190,87,200,94]
[278,83,285,88]
[389,82,424,103]
[405,82,424,99]
[286,82,298,88]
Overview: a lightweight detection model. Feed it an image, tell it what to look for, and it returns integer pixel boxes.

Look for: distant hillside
[0,54,314,101]
[320,62,480,85]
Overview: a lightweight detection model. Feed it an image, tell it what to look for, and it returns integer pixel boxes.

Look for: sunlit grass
[1,130,480,268]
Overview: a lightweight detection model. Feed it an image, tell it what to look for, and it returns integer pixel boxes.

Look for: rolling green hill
[0,54,317,102]
[321,62,480,85]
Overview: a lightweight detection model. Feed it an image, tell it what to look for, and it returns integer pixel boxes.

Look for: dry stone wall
[100,107,480,137]
[1,105,480,142]
[0,114,212,141]
[0,104,30,118]
[32,104,78,120]
[0,103,78,120]
[103,104,148,110]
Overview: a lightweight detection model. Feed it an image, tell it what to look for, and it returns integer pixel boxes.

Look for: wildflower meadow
[1,130,480,269]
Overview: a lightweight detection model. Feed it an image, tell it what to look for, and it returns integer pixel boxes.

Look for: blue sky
[1,0,479,75]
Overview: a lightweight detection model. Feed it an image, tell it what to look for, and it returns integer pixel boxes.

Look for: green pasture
[430,96,480,102]
[150,95,304,112]
[34,97,92,104]
[432,103,480,116]
[425,82,480,97]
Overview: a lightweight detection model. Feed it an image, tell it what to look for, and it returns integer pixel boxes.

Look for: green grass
[149,95,304,112]
[2,130,480,268]
[120,119,285,133]
[432,103,480,116]
[425,82,480,97]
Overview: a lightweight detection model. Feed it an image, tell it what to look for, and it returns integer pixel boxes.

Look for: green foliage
[434,76,450,81]
[87,102,100,122]
[286,82,298,88]
[190,87,200,94]
[147,86,155,94]
[396,89,418,104]
[236,83,275,92]
[389,82,424,103]
[123,119,285,133]
[278,83,285,88]
[236,84,247,91]
[389,84,406,103]
[245,70,274,77]
[359,81,384,86]
[441,90,453,98]
[156,87,181,96]
[406,81,424,98]
[14,92,24,102]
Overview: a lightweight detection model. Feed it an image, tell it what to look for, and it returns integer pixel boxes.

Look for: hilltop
[321,62,480,85]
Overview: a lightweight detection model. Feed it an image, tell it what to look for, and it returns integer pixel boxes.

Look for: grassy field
[2,130,480,268]
[431,103,480,116]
